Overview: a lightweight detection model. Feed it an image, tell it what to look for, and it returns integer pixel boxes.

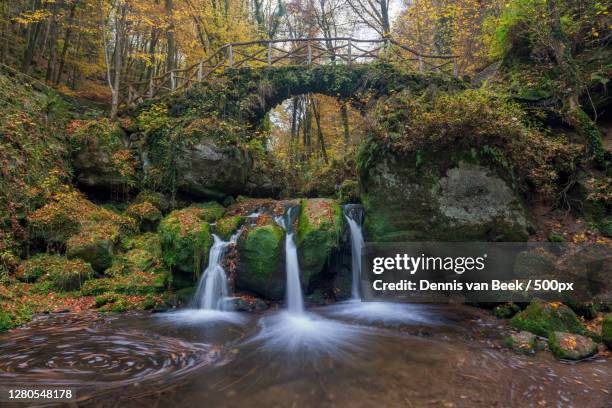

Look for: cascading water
[275,207,304,314]
[344,206,365,299]
[192,234,233,311]
[328,205,436,326]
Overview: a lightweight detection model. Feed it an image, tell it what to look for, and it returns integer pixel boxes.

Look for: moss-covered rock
[509,299,588,337]
[296,199,344,284]
[126,201,162,232]
[66,222,120,272]
[70,118,137,192]
[193,201,225,222]
[18,254,94,291]
[236,224,285,299]
[603,314,612,349]
[215,215,243,240]
[134,190,170,212]
[159,207,213,276]
[503,331,537,354]
[548,332,598,360]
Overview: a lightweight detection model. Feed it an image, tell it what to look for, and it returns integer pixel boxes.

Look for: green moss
[296,199,344,282]
[66,221,119,272]
[237,224,285,299]
[215,215,243,240]
[547,232,565,242]
[17,254,94,291]
[0,309,15,332]
[159,207,213,276]
[509,299,587,337]
[548,331,598,360]
[126,202,162,231]
[494,303,521,319]
[194,201,225,222]
[603,314,612,349]
[134,190,170,212]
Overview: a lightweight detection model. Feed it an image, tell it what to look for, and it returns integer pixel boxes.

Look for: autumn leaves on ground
[0,0,611,365]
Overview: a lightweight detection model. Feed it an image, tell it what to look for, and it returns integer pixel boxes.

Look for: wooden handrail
[121,36,459,106]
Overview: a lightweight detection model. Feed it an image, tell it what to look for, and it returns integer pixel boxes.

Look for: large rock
[66,222,120,272]
[159,206,214,276]
[236,224,285,299]
[172,138,252,199]
[548,332,598,360]
[509,298,588,337]
[296,199,344,285]
[71,120,136,193]
[360,149,532,242]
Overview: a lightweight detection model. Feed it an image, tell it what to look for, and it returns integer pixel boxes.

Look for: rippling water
[0,306,609,407]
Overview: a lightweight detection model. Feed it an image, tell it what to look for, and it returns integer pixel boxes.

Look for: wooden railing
[121,37,458,106]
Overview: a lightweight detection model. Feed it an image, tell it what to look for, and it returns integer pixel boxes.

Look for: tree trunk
[311,99,328,164]
[22,0,43,73]
[55,1,78,84]
[165,0,175,72]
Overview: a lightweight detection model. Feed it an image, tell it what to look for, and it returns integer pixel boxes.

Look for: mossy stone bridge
[122,37,459,107]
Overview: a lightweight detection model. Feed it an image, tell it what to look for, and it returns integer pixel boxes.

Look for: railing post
[268,42,272,66]
[149,77,154,98]
[307,43,312,65]
[228,45,233,67]
[347,39,352,65]
[170,71,176,91]
[419,55,424,72]
[453,59,458,78]
[198,61,203,82]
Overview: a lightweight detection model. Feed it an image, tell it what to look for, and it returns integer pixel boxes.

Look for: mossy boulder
[603,314,612,349]
[70,119,137,192]
[126,201,162,232]
[159,207,213,276]
[193,201,225,222]
[215,215,243,240]
[509,299,588,337]
[18,254,94,291]
[513,249,555,278]
[503,331,537,354]
[236,224,285,299]
[548,332,598,360]
[66,221,120,272]
[360,149,531,242]
[134,190,170,212]
[296,199,344,284]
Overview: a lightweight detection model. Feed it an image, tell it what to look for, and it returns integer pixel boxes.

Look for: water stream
[192,234,233,311]
[275,207,304,314]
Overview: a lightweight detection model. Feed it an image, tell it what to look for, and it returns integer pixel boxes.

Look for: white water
[275,208,304,314]
[345,215,365,299]
[193,234,237,311]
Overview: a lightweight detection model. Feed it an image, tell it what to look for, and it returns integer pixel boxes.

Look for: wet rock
[296,199,344,285]
[236,224,285,300]
[504,331,537,354]
[360,151,532,242]
[509,299,588,337]
[603,314,612,350]
[159,207,214,276]
[548,331,598,360]
[134,190,171,213]
[214,215,244,240]
[305,290,327,306]
[228,297,268,312]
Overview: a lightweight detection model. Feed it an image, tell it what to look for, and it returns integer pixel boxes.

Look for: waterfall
[192,234,235,311]
[276,207,304,315]
[344,208,365,299]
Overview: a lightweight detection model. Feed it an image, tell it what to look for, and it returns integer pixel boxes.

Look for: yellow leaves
[560,335,578,350]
